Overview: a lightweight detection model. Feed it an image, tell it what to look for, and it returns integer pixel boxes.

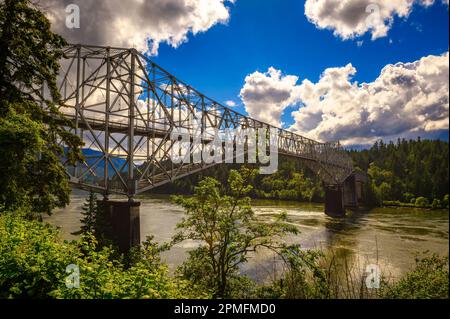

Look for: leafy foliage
[382,254,449,299]
[0,0,82,215]
[255,247,331,299]
[255,161,324,202]
[157,158,324,203]
[172,167,299,298]
[0,210,207,299]
[72,192,114,248]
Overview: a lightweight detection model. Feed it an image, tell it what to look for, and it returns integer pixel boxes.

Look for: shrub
[0,209,77,298]
[443,195,449,209]
[172,168,299,298]
[0,211,207,299]
[382,254,449,299]
[403,193,415,203]
[431,199,442,210]
[383,200,401,206]
[415,197,429,208]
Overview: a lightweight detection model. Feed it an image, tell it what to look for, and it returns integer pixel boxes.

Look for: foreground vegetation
[1,204,448,299]
[0,208,207,299]
[1,169,448,299]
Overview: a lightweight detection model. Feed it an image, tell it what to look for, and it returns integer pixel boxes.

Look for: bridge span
[51,44,363,251]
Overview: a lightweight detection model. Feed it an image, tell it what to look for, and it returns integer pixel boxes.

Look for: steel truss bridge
[55,44,355,202]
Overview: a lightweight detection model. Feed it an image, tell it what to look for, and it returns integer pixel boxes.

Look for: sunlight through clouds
[40,0,236,55]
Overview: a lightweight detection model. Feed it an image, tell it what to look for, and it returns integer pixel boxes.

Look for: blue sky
[150,0,449,130]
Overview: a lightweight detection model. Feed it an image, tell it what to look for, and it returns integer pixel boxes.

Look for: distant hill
[64,148,128,179]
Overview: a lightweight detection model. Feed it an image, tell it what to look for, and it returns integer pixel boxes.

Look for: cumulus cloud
[239,52,449,146]
[239,67,301,126]
[225,100,237,107]
[304,0,446,40]
[39,0,234,54]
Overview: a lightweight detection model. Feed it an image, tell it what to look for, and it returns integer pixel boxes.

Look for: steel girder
[55,44,354,198]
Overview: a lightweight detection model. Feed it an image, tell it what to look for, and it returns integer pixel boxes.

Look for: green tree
[350,139,449,204]
[73,193,115,249]
[172,168,299,298]
[73,191,98,236]
[0,0,82,215]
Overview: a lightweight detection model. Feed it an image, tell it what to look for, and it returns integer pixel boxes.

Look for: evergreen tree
[350,138,449,204]
[74,191,98,236]
[0,0,82,215]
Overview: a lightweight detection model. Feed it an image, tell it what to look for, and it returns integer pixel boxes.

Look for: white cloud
[40,0,235,55]
[225,100,237,107]
[239,52,449,146]
[304,0,446,41]
[239,67,301,126]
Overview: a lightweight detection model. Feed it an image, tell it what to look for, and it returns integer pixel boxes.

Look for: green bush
[383,200,402,206]
[0,209,77,298]
[0,211,207,299]
[403,193,415,203]
[443,195,449,209]
[383,254,449,299]
[431,199,442,210]
[415,197,429,208]
[382,201,416,208]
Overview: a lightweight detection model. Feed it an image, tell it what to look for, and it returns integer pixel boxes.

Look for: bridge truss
[55,44,354,199]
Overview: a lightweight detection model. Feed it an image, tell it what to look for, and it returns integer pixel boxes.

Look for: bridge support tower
[97,200,141,253]
[324,184,345,217]
[325,172,367,217]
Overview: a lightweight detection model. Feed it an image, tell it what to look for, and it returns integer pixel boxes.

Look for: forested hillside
[349,138,449,206]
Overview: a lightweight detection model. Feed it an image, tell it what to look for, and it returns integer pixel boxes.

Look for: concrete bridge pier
[97,199,141,253]
[325,172,367,217]
[324,184,346,217]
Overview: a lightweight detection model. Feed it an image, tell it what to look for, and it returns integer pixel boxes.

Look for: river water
[45,192,449,282]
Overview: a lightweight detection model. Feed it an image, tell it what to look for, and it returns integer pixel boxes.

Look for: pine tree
[73,191,114,248]
[79,191,98,235]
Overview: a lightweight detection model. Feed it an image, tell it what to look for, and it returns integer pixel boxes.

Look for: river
[45,192,449,283]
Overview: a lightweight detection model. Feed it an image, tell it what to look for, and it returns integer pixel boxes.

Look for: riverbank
[383,200,449,210]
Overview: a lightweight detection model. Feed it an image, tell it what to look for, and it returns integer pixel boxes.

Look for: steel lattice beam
[53,44,354,199]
